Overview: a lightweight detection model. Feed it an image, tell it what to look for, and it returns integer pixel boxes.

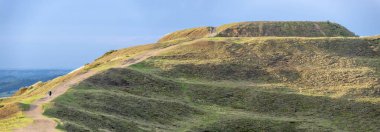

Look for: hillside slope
[1,21,379,132]
[0,43,166,131]
[42,36,380,131]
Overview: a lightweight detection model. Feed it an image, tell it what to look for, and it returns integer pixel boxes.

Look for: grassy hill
[1,21,379,132]
[215,21,356,37]
[158,21,356,43]
[43,36,379,131]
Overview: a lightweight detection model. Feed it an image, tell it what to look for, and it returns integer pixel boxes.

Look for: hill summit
[158,21,356,42]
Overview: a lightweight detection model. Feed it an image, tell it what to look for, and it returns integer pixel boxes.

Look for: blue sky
[0,0,379,69]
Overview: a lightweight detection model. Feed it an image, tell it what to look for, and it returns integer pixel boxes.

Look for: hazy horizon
[1,0,379,69]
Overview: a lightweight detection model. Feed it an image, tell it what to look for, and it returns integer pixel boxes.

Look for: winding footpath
[14,43,183,132]
[14,71,96,132]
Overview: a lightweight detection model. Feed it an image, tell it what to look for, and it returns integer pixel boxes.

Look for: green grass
[44,68,205,131]
[129,36,379,131]
[18,103,30,111]
[139,37,380,99]
[44,67,380,131]
[192,118,300,132]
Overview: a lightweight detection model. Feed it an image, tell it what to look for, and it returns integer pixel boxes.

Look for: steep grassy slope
[142,37,380,99]
[159,21,356,42]
[43,36,380,131]
[216,21,356,37]
[44,68,204,131]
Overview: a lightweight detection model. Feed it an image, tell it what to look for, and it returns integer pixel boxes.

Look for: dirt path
[14,43,183,132]
[14,71,95,132]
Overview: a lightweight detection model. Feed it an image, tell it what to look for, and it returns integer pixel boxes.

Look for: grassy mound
[216,21,356,37]
[158,21,357,42]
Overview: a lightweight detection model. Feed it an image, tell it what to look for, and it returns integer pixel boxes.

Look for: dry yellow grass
[0,103,32,131]
[158,27,215,43]
[0,112,32,132]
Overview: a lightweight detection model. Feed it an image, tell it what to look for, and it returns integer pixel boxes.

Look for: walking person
[48,90,52,97]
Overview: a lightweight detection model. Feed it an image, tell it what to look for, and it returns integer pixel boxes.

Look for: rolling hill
[1,21,379,132]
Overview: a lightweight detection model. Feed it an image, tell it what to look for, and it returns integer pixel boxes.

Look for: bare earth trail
[14,43,183,132]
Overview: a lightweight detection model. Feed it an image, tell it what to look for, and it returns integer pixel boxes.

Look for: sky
[0,0,379,69]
